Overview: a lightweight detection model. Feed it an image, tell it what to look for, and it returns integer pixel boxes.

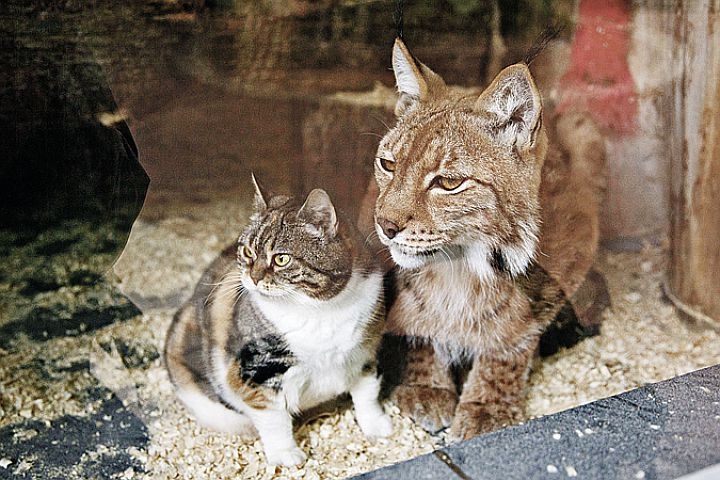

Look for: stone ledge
[354,364,720,480]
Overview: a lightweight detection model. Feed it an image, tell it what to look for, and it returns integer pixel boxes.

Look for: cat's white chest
[287,309,370,408]
[251,271,382,410]
[285,310,360,360]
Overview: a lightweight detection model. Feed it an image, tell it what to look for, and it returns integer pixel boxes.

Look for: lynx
[371,39,606,440]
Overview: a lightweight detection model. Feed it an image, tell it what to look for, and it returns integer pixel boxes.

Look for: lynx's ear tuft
[475,64,543,150]
[251,173,268,212]
[392,38,445,117]
[297,189,338,238]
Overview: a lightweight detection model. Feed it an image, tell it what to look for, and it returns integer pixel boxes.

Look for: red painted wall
[558,0,637,136]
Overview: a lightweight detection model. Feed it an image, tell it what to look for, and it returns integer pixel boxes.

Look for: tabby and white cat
[164,178,392,466]
[372,39,606,440]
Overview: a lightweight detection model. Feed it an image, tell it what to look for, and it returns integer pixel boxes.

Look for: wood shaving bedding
[2,199,718,479]
[115,205,718,479]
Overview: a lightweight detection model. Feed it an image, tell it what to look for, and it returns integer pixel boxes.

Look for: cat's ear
[474,63,543,151]
[297,189,338,238]
[392,38,446,117]
[251,173,268,212]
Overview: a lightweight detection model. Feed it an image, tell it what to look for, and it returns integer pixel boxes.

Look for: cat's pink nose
[250,264,266,284]
[377,218,400,239]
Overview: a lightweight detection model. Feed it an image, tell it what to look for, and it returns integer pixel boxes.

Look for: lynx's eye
[272,253,292,267]
[432,176,466,192]
[376,157,396,173]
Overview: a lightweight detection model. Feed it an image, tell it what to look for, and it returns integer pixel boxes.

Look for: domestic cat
[164,178,392,466]
[371,39,607,440]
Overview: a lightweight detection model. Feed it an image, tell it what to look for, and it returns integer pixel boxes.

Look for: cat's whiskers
[286,289,311,306]
[230,284,247,308]
[202,280,226,304]
[268,283,314,307]
[366,231,395,261]
[402,267,427,281]
[377,249,394,265]
[204,270,244,307]
[363,229,380,247]
[208,283,242,308]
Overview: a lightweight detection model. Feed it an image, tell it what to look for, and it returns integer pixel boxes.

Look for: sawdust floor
[1,193,719,480]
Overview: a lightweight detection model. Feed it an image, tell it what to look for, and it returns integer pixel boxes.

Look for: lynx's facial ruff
[375,40,547,282]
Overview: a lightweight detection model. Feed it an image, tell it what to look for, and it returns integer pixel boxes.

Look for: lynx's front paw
[392,385,458,434]
[449,402,513,442]
[265,446,307,467]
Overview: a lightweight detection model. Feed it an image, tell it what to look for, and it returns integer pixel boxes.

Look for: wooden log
[301,84,396,223]
[665,0,720,327]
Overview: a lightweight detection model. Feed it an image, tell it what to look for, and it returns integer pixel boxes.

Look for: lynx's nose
[377,218,401,239]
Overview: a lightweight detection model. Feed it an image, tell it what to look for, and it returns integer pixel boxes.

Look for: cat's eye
[432,176,466,192]
[272,254,292,267]
[376,157,396,173]
[240,245,255,261]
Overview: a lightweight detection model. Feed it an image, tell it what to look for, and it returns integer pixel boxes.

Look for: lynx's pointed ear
[392,38,446,116]
[251,173,268,212]
[297,189,338,238]
[475,64,544,150]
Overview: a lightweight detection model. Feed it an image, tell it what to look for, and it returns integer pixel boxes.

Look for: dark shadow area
[0,1,149,346]
[0,387,149,480]
[0,19,147,230]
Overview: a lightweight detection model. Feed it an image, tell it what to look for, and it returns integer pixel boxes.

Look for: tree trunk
[665,0,720,327]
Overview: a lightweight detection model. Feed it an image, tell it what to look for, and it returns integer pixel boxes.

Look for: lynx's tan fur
[371,39,606,440]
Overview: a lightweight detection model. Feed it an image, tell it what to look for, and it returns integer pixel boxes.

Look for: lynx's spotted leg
[449,342,536,441]
[367,37,607,442]
[391,341,458,434]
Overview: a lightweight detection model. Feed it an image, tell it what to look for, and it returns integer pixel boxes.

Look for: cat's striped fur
[165,181,391,466]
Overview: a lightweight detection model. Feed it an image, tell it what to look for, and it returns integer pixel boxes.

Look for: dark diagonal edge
[354,364,720,480]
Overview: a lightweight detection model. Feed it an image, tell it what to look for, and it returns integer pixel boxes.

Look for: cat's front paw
[391,385,457,434]
[265,446,307,467]
[357,412,393,439]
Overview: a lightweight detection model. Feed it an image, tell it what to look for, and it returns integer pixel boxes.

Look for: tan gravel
[113,196,719,479]
[3,194,718,480]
